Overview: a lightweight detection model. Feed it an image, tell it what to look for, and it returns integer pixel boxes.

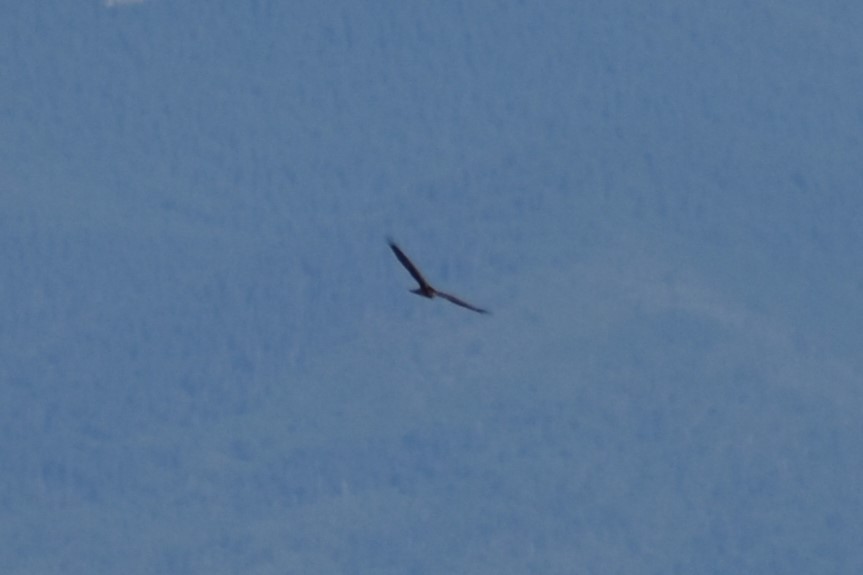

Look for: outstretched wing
[437,290,490,314]
[388,240,431,289]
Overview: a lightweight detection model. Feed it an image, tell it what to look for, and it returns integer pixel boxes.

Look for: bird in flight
[388,239,489,314]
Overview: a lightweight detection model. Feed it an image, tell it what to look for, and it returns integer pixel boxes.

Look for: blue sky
[2,1,862,573]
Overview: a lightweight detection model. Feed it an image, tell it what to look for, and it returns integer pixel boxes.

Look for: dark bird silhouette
[388,239,489,314]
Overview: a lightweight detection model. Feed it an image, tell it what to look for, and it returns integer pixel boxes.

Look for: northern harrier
[388,239,489,314]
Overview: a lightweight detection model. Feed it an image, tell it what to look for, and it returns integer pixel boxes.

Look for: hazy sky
[2,2,862,573]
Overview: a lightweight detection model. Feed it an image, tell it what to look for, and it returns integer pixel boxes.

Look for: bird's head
[410,287,434,298]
